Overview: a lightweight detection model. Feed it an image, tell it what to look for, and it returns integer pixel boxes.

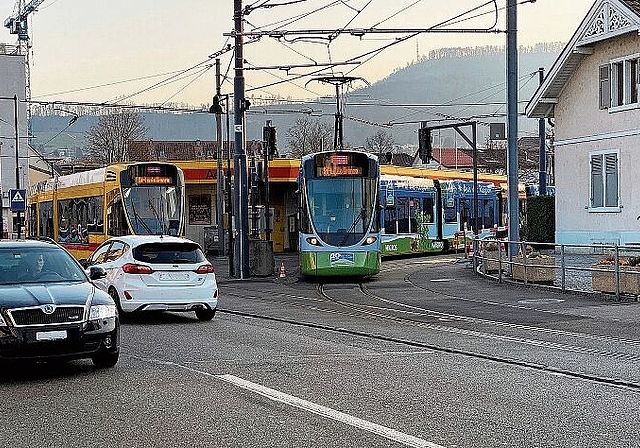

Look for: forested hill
[30,43,564,156]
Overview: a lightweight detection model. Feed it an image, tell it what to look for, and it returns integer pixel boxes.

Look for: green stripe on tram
[300,251,380,276]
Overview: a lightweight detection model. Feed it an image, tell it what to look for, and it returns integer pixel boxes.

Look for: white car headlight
[89,304,117,320]
[0,313,7,326]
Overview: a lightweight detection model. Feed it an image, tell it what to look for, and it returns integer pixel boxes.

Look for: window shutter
[605,153,619,207]
[599,65,611,109]
[591,154,604,208]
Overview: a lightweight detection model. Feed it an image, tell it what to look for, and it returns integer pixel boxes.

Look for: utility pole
[225,95,234,277]
[507,0,519,255]
[215,59,225,257]
[234,0,249,278]
[14,94,21,239]
[538,67,547,196]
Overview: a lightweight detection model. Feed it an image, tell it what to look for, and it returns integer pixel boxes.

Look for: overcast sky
[0,0,594,107]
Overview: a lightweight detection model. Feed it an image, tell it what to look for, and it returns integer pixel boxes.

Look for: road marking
[218,374,446,448]
[129,356,447,447]
[517,298,565,304]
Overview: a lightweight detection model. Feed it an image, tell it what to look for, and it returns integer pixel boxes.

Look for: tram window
[384,207,397,234]
[28,204,37,237]
[39,201,54,239]
[483,200,495,229]
[421,198,434,224]
[58,198,93,244]
[396,197,410,234]
[408,197,420,233]
[460,199,471,231]
[444,205,457,224]
[86,196,104,234]
[107,199,128,237]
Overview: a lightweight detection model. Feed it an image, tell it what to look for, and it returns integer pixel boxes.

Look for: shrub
[523,195,555,243]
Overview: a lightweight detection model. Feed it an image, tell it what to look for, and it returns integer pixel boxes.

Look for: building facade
[527,0,640,246]
[0,49,29,238]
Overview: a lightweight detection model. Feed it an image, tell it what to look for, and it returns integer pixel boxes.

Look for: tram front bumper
[300,250,381,277]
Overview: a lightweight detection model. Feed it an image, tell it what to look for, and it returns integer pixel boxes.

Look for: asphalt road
[2,254,640,448]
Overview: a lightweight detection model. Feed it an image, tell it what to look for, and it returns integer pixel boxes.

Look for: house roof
[431,148,475,168]
[377,151,414,167]
[526,0,640,118]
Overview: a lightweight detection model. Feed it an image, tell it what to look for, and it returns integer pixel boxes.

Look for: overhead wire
[159,65,215,107]
[31,69,188,99]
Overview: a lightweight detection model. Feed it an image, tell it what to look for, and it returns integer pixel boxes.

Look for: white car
[81,235,218,321]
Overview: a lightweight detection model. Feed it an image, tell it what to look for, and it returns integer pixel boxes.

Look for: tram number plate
[330,252,354,265]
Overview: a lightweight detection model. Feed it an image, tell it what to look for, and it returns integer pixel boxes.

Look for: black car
[0,240,119,367]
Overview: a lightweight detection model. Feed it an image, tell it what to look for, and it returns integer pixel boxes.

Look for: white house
[527,0,640,247]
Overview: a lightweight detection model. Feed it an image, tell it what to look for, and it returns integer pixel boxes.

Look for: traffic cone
[279,262,286,278]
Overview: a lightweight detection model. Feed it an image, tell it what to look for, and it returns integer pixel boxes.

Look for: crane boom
[4,0,45,41]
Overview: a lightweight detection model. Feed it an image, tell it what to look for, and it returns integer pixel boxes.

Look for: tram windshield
[123,185,183,235]
[307,177,377,246]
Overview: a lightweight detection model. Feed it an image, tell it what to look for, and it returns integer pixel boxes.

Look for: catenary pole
[226,95,234,277]
[507,0,519,255]
[234,0,249,278]
[215,59,225,258]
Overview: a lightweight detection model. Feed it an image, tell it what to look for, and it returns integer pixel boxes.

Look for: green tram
[298,151,381,277]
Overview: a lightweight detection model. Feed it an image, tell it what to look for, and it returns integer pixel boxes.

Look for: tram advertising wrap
[299,151,381,277]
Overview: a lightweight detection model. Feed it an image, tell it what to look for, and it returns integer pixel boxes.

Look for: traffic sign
[10,189,26,212]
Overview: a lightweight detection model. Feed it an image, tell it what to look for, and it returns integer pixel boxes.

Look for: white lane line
[218,374,446,448]
[129,356,446,448]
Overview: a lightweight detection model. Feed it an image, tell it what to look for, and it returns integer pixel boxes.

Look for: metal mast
[4,0,45,113]
[306,76,367,151]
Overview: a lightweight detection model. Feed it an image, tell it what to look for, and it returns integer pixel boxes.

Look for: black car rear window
[133,243,205,264]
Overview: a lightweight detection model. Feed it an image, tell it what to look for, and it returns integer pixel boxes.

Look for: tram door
[460,199,471,232]
[287,214,298,252]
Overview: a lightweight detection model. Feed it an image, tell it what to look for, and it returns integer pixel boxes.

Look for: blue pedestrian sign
[10,189,26,212]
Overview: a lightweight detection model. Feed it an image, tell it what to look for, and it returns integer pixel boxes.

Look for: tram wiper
[339,208,364,246]
[148,199,166,235]
[129,196,154,234]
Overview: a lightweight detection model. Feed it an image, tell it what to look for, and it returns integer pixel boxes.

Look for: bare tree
[286,117,333,158]
[86,110,147,164]
[365,130,394,154]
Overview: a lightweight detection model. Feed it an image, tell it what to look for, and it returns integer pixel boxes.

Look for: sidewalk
[207,252,300,284]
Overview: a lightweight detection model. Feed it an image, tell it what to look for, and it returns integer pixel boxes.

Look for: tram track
[219,281,640,393]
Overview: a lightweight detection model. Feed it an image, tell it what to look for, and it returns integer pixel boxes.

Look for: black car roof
[0,239,61,249]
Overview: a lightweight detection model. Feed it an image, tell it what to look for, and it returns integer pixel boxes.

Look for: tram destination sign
[314,153,365,177]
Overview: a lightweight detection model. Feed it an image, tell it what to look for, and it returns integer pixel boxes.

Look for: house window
[590,151,619,210]
[600,56,640,110]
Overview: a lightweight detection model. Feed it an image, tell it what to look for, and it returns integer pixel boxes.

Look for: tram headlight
[306,237,322,246]
[363,236,377,246]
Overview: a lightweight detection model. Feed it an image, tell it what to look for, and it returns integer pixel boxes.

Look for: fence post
[615,244,620,301]
[560,244,566,293]
[524,241,527,286]
[498,240,503,284]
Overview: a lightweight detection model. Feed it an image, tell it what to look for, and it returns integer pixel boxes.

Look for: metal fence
[472,239,640,301]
